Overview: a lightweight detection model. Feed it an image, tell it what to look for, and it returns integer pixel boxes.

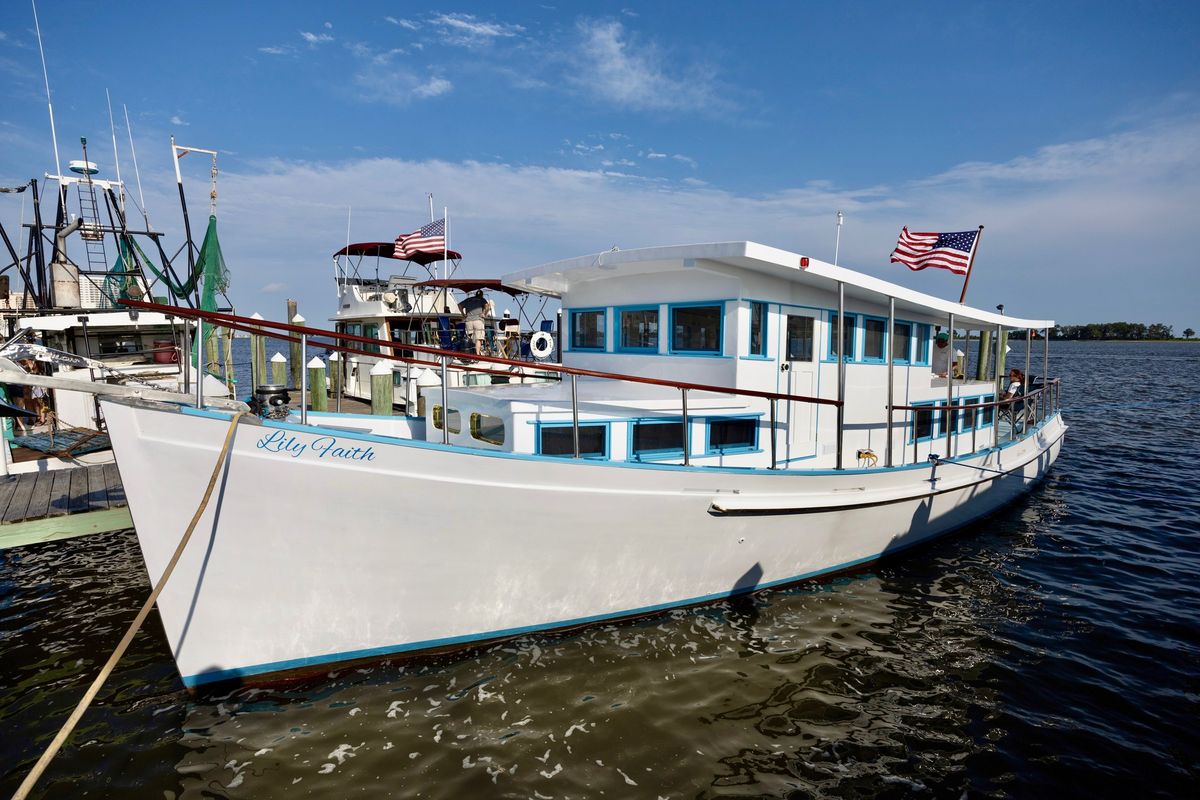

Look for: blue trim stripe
[182,404,1061,476]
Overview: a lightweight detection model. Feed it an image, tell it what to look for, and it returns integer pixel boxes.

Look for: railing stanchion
[299,333,308,425]
[194,317,204,409]
[886,296,895,467]
[680,387,690,466]
[440,355,449,445]
[769,398,777,469]
[994,322,1002,451]
[946,312,955,460]
[181,317,191,394]
[571,374,581,458]
[836,281,845,470]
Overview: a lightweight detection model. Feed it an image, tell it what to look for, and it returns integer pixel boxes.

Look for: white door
[778,311,818,461]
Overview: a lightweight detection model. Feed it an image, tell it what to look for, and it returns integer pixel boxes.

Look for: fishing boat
[95,241,1064,689]
[0,139,234,471]
[331,241,559,410]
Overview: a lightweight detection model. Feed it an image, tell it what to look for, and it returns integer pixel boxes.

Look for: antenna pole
[32,0,64,206]
[105,89,124,214]
[123,104,150,230]
[834,210,844,265]
[428,193,434,223]
[171,136,197,286]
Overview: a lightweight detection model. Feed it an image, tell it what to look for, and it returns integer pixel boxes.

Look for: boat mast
[123,104,150,231]
[105,90,124,216]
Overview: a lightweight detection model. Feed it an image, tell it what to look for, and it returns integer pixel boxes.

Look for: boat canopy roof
[416,278,530,297]
[334,242,462,265]
[503,241,1054,329]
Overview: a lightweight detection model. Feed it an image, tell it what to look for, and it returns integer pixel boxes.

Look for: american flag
[889,227,978,275]
[394,218,446,259]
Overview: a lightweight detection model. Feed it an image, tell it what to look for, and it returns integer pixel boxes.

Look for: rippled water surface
[2,342,1198,798]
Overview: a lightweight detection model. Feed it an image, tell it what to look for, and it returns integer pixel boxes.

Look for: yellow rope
[11,410,249,800]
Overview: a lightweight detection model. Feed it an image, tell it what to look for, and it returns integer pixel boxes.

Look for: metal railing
[890,378,1061,465]
[121,299,843,469]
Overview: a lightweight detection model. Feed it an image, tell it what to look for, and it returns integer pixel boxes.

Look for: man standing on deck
[461,290,492,356]
[932,330,951,378]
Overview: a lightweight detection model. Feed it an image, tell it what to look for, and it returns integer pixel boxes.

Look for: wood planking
[0,464,126,526]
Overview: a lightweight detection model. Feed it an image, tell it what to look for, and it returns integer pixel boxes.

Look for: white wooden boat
[100,241,1065,689]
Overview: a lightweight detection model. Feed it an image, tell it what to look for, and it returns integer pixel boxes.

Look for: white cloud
[348,46,453,106]
[300,31,334,45]
[646,152,666,159]
[260,282,287,293]
[258,45,294,56]
[429,13,524,47]
[169,115,188,126]
[386,17,420,30]
[570,20,723,112]
[671,154,697,168]
[324,21,333,30]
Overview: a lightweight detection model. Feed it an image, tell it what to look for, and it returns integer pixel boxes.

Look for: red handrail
[120,299,843,409]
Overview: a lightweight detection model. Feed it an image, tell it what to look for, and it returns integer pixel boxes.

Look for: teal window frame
[629,418,687,461]
[569,308,607,351]
[748,302,767,357]
[616,305,660,353]
[826,312,858,362]
[704,415,761,455]
[861,315,888,363]
[536,421,610,459]
[668,303,723,356]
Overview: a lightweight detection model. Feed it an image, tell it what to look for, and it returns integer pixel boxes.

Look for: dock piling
[308,357,327,413]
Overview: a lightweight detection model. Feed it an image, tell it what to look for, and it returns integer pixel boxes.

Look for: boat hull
[101,399,1066,688]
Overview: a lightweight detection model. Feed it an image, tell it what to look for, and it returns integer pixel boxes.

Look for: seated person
[1003,367,1026,421]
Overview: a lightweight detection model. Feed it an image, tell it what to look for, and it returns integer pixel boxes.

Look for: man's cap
[936,331,949,342]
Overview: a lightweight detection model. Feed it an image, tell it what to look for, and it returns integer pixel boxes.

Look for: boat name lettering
[256,431,376,462]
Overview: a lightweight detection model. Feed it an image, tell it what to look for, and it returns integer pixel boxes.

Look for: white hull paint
[102,399,1065,688]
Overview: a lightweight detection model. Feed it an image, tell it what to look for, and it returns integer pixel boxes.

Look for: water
[2,341,1198,798]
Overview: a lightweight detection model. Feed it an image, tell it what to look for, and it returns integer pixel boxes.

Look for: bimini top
[503,241,1054,329]
[334,242,462,266]
[416,278,531,298]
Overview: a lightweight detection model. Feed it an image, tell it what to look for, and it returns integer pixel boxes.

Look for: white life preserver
[529,331,555,359]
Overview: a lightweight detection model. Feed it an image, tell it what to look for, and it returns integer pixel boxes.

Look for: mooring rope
[12,411,249,800]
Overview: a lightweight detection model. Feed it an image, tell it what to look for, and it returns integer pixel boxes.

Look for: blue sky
[2,1,1198,331]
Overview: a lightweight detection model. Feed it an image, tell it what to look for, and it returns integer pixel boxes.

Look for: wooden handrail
[120,299,844,409]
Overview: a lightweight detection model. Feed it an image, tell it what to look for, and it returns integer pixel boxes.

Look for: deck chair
[436,316,454,351]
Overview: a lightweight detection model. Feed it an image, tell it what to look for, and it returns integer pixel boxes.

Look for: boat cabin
[418,242,1054,471]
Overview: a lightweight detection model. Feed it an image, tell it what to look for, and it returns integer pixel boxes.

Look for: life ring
[529,331,555,359]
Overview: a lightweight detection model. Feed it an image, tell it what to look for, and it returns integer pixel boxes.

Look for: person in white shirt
[931,330,951,377]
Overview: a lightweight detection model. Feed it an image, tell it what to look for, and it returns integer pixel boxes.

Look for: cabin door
[778,311,818,462]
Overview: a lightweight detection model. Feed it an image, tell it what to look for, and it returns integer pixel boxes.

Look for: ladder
[76,139,109,274]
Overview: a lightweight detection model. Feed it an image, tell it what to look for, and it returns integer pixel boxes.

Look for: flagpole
[443,206,448,282]
[833,211,844,265]
[957,225,985,304]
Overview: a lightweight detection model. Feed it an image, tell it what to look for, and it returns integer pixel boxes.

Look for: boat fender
[530,331,555,359]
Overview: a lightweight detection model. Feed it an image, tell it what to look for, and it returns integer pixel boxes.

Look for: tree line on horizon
[1048,322,1194,340]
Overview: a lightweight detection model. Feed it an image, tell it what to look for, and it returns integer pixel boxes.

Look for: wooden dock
[0,463,131,550]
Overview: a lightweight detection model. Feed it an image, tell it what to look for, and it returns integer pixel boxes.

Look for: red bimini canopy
[333,242,462,266]
[416,278,528,297]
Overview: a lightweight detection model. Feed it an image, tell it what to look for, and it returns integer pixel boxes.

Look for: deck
[0,462,131,550]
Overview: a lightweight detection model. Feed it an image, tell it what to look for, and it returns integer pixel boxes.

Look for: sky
[1,1,1198,331]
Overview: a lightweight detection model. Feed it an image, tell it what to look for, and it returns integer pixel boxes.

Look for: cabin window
[631,420,686,459]
[618,307,659,351]
[470,413,505,446]
[828,314,856,360]
[979,394,995,427]
[670,304,722,355]
[863,317,886,361]
[362,323,381,354]
[893,321,913,363]
[960,396,979,431]
[914,324,931,364]
[936,401,953,438]
[570,309,606,351]
[707,417,758,454]
[345,323,363,338]
[432,405,461,434]
[749,302,767,356]
[785,315,815,361]
[912,403,935,441]
[538,424,607,458]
